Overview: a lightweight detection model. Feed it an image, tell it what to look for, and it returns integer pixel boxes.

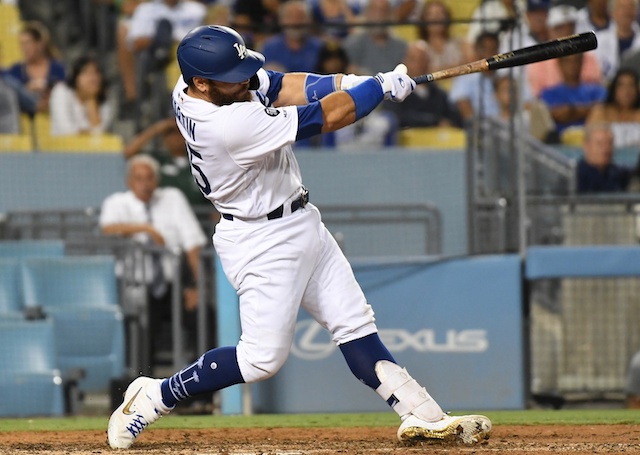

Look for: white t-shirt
[49,82,112,136]
[171,69,303,219]
[99,187,207,280]
[127,0,206,47]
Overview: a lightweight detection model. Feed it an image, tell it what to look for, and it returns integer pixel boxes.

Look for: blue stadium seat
[21,256,126,392]
[21,256,118,308]
[0,319,65,417]
[0,259,23,319]
[46,306,125,392]
[0,240,65,258]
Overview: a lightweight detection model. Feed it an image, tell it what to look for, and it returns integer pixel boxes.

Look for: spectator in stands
[576,122,631,193]
[116,0,145,104]
[261,1,324,73]
[123,117,209,210]
[464,0,517,61]
[586,68,640,148]
[417,0,464,72]
[124,0,206,125]
[126,0,206,63]
[593,0,640,83]
[527,5,603,98]
[626,350,640,408]
[342,0,408,75]
[381,40,461,128]
[575,0,612,34]
[449,32,503,124]
[493,75,527,125]
[500,0,550,52]
[232,0,280,48]
[99,155,207,367]
[540,52,606,137]
[49,56,113,136]
[309,0,356,40]
[315,40,351,74]
[7,21,65,114]
[313,41,398,148]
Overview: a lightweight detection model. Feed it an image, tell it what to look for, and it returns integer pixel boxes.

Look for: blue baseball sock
[339,333,395,389]
[160,346,244,407]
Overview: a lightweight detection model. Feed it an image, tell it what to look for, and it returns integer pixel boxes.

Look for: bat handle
[413,74,433,85]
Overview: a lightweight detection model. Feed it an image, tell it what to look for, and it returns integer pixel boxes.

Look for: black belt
[222,188,309,221]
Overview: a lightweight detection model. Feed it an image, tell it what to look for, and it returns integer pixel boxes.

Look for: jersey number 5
[186,143,212,195]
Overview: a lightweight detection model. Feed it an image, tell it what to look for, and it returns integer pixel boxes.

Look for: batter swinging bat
[412,31,597,85]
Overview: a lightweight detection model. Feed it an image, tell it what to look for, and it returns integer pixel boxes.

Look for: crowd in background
[3,0,640,186]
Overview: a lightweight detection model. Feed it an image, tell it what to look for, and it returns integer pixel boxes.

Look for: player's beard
[209,82,252,106]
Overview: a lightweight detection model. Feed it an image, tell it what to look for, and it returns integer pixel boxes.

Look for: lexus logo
[290,320,489,360]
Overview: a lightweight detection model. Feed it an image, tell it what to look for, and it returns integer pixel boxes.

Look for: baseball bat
[413,31,597,85]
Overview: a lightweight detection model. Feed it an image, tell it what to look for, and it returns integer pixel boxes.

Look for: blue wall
[0,148,467,256]
[246,255,525,413]
[0,153,127,211]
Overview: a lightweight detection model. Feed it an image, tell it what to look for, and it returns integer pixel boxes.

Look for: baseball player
[108,25,492,449]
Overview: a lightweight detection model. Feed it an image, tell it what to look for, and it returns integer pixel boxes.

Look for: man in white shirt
[126,0,207,51]
[593,0,640,82]
[100,154,207,368]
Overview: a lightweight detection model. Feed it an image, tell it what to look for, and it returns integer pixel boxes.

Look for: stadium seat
[392,25,419,42]
[443,0,480,39]
[0,134,33,152]
[0,239,65,258]
[21,256,126,392]
[0,319,65,417]
[0,3,23,68]
[38,134,124,153]
[0,259,24,319]
[165,44,181,91]
[561,126,585,146]
[398,127,467,149]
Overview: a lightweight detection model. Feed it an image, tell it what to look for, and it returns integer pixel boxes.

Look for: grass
[1,409,639,432]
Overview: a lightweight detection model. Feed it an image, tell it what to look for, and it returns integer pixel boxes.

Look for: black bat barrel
[487,31,597,71]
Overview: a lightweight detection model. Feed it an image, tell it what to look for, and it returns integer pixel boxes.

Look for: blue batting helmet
[177,25,265,83]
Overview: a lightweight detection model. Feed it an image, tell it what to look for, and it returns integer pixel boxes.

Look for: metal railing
[468,117,577,254]
[318,203,443,256]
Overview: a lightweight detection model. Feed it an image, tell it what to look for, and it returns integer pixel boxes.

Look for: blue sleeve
[265,70,285,105]
[540,88,560,107]
[296,102,324,140]
[7,64,25,84]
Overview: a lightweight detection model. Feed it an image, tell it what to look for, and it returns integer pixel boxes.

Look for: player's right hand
[375,64,415,102]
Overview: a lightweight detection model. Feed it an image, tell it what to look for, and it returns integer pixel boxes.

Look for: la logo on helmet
[233,42,248,59]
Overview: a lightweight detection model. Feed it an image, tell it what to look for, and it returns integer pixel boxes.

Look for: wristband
[340,73,372,90]
[304,73,337,103]
[345,77,383,121]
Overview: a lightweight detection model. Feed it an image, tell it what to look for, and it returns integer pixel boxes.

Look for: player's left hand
[375,64,415,102]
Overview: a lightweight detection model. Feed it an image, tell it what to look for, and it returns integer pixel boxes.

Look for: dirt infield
[1,425,639,454]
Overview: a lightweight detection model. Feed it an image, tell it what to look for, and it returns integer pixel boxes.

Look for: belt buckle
[300,187,309,208]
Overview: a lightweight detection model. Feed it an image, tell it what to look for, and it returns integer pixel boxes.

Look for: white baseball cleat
[107,377,172,449]
[397,414,492,445]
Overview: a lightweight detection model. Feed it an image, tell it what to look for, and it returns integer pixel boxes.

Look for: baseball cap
[527,0,550,11]
[547,5,578,28]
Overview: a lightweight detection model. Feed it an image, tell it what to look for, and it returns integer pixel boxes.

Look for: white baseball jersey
[171,69,377,383]
[172,70,303,219]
